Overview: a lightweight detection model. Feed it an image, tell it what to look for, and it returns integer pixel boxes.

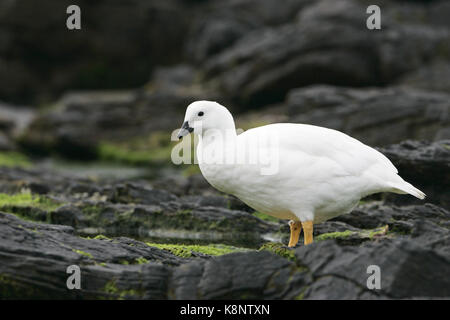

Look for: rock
[398,60,450,94]
[272,85,449,147]
[0,102,35,151]
[295,239,450,299]
[0,211,178,299]
[185,0,311,63]
[202,0,450,107]
[428,0,450,28]
[2,207,449,299]
[18,64,221,158]
[170,250,308,299]
[0,166,279,245]
[0,0,192,104]
[0,132,14,151]
[334,203,450,232]
[110,181,177,205]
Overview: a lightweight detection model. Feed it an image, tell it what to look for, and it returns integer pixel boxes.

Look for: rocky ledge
[1,202,449,299]
[0,139,449,299]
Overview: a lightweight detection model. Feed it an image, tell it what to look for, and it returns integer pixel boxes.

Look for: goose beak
[177,121,194,140]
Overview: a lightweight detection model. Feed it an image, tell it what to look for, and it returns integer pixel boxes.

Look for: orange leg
[302,220,314,245]
[288,220,302,247]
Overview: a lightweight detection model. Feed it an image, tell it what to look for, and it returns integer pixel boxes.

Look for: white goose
[177,101,425,246]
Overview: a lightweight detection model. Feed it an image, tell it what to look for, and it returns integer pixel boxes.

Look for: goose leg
[288,220,302,247]
[302,220,314,245]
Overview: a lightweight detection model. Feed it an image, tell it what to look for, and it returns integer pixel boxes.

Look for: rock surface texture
[0,138,449,299]
[0,0,449,300]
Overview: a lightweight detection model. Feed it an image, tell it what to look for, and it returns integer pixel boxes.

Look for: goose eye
[198,111,204,116]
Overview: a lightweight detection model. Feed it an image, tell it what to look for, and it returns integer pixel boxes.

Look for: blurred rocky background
[0,0,449,299]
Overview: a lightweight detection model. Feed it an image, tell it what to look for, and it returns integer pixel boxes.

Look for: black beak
[177,121,194,140]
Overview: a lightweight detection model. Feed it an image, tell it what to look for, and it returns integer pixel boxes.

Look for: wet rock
[334,203,450,230]
[202,0,450,107]
[0,211,299,299]
[241,86,449,149]
[295,239,450,299]
[170,250,308,299]
[0,211,178,299]
[0,166,278,245]
[285,86,449,146]
[110,181,177,205]
[2,208,449,299]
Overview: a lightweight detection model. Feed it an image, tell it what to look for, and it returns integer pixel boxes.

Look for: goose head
[177,101,235,140]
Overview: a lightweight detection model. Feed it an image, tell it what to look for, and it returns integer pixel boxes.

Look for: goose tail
[388,180,426,200]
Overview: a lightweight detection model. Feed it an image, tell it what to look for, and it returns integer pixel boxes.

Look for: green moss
[315,226,390,242]
[0,192,60,211]
[97,131,178,167]
[82,205,103,216]
[177,209,192,215]
[102,279,144,300]
[259,242,296,261]
[96,129,201,169]
[103,279,119,295]
[366,225,389,239]
[252,211,279,223]
[295,286,309,300]
[135,256,149,264]
[93,234,111,241]
[0,273,46,299]
[316,230,354,242]
[135,257,149,264]
[73,249,94,259]
[146,243,248,258]
[98,142,173,166]
[117,256,150,265]
[0,192,62,222]
[0,151,31,168]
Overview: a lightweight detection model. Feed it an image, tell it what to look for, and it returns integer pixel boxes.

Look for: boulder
[262,85,449,147]
[202,0,450,107]
[18,64,221,158]
[295,239,450,299]
[0,0,192,104]
[1,207,449,299]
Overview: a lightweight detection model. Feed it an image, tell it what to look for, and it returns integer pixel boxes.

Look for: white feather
[181,101,425,223]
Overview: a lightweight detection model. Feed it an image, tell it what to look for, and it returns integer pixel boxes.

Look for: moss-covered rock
[0,152,31,168]
[259,242,296,261]
[146,243,249,258]
[0,191,62,222]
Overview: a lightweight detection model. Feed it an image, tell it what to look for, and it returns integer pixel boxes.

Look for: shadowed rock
[1,208,449,299]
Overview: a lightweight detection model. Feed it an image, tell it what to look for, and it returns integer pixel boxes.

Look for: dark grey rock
[398,60,450,94]
[295,239,450,299]
[170,250,308,299]
[202,0,450,107]
[0,0,192,104]
[285,86,449,147]
[185,0,311,62]
[2,208,449,299]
